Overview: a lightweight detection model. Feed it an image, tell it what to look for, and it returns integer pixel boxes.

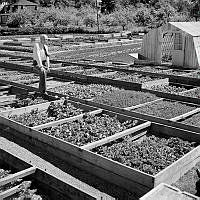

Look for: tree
[101,0,116,13]
[7,8,33,27]
[134,5,154,27]
[190,0,200,21]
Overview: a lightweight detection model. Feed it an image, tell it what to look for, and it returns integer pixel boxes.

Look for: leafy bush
[7,8,33,28]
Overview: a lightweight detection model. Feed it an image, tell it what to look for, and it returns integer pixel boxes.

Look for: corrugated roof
[169,22,200,37]
[12,0,38,6]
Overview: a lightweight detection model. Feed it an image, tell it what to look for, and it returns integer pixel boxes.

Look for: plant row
[49,83,121,99]
[93,134,196,175]
[149,85,187,94]
[182,87,200,98]
[133,100,196,119]
[9,101,84,127]
[41,113,138,146]
[74,68,110,76]
[93,90,158,108]
[0,167,48,199]
[0,74,38,82]
[181,113,200,127]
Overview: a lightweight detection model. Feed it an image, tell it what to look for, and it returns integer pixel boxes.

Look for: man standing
[33,34,50,95]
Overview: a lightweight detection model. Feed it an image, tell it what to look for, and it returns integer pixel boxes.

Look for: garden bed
[0,74,38,82]
[40,110,141,147]
[133,100,197,119]
[49,82,121,99]
[173,161,200,196]
[181,112,200,127]
[93,90,158,108]
[148,84,188,94]
[183,87,200,98]
[140,183,199,200]
[4,99,95,127]
[93,130,196,175]
[181,71,200,78]
[1,104,200,198]
[0,93,49,112]
[74,68,112,76]
[0,166,48,199]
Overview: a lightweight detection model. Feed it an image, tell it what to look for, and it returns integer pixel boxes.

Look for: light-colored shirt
[33,42,49,67]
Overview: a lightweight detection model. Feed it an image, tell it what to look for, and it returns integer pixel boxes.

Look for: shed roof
[169,22,200,37]
[11,0,38,6]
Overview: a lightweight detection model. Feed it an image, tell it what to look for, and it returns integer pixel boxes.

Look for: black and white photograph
[0,0,199,199]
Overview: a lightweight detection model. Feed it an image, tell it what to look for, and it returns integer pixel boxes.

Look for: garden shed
[141,22,200,69]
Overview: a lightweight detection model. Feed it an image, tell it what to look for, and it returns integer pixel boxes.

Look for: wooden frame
[1,113,200,198]
[0,99,99,118]
[0,148,112,200]
[140,183,199,200]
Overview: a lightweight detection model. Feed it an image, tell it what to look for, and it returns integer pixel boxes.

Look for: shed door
[172,32,185,66]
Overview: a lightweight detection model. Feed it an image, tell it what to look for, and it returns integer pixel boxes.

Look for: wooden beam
[0,85,11,91]
[124,98,163,110]
[170,108,200,122]
[0,95,16,103]
[0,166,36,186]
[82,121,151,150]
[141,78,169,89]
[0,184,21,199]
[33,109,103,130]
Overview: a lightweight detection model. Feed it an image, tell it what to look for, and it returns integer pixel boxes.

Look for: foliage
[7,8,33,28]
[94,134,196,175]
[134,100,196,119]
[150,85,186,94]
[183,87,200,98]
[49,83,120,99]
[42,113,138,146]
[182,113,200,127]
[9,101,84,127]
[93,90,158,108]
[11,94,48,108]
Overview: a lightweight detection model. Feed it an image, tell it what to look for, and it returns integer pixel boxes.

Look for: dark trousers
[33,60,47,94]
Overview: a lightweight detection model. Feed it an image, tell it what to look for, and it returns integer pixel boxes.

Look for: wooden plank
[0,95,16,103]
[0,166,36,186]
[140,183,199,200]
[0,148,112,200]
[0,101,52,117]
[0,184,21,198]
[155,145,200,187]
[124,98,163,110]
[33,109,103,130]
[170,108,200,122]
[0,85,11,91]
[0,115,154,190]
[141,78,169,88]
[0,99,99,118]
[82,121,151,150]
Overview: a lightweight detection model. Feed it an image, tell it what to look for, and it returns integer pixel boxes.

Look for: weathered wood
[82,121,151,150]
[124,98,163,110]
[0,166,36,186]
[33,109,103,130]
[0,184,21,198]
[141,78,169,88]
[155,145,200,187]
[0,99,99,118]
[90,71,117,78]
[140,183,199,200]
[0,147,112,200]
[0,95,16,103]
[170,108,200,122]
[0,115,153,197]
